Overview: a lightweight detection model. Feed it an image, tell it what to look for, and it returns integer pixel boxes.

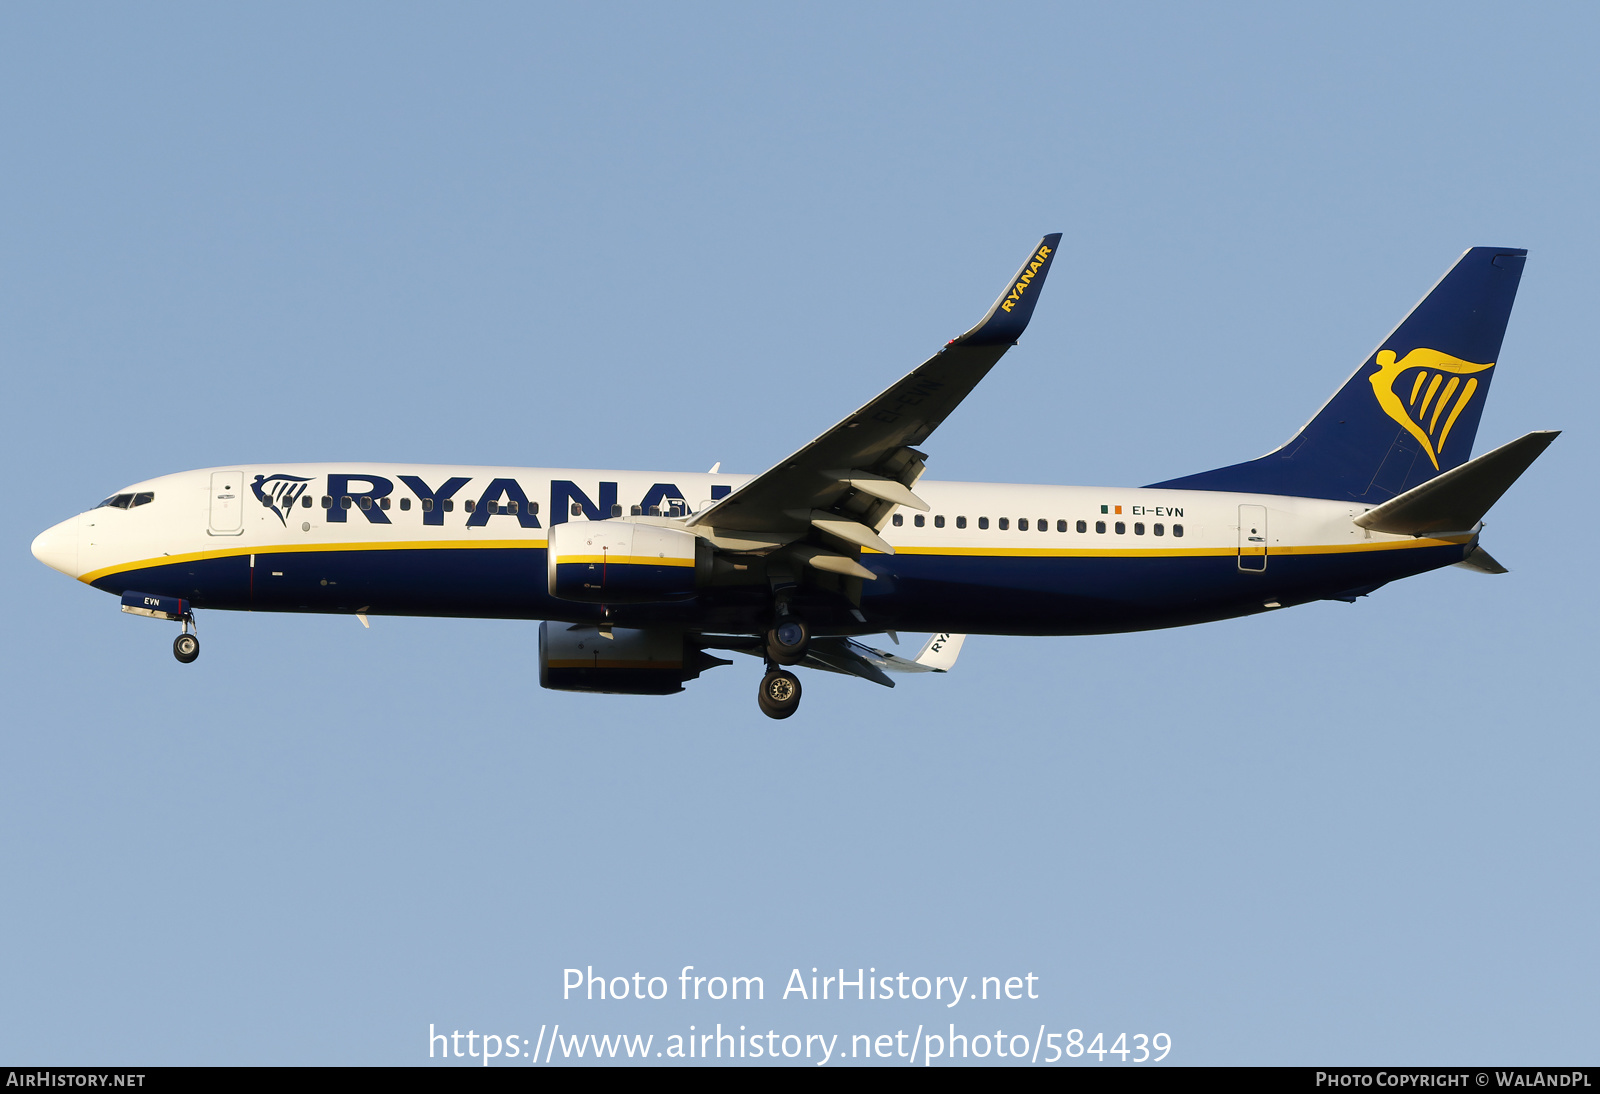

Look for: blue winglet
[952,233,1062,347]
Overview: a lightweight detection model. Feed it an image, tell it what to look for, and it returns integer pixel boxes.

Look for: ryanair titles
[999,243,1053,313]
[251,473,730,529]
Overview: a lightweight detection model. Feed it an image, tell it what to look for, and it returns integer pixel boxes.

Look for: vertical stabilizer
[1150,247,1527,501]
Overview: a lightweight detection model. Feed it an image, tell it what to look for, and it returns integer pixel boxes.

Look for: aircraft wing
[687,235,1061,552]
[800,632,969,688]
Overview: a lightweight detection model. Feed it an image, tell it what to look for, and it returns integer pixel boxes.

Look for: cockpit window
[94,492,154,509]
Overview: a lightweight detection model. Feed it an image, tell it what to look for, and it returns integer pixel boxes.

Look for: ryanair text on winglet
[999,244,1052,312]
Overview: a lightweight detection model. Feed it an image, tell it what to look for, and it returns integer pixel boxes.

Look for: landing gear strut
[757,668,802,720]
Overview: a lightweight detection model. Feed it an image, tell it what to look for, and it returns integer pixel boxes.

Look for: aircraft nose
[31,515,80,578]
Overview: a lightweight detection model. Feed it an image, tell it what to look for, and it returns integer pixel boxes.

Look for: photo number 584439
[1055,1031,1171,1063]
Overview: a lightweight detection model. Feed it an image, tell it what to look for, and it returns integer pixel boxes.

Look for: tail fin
[1149,247,1528,501]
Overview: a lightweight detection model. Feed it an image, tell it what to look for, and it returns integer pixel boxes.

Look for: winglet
[952,234,1062,347]
[914,632,965,672]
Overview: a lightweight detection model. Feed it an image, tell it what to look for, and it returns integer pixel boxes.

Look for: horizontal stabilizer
[1353,430,1558,535]
[1454,545,1509,574]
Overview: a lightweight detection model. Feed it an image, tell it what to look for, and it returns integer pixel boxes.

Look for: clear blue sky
[2,3,1595,1066]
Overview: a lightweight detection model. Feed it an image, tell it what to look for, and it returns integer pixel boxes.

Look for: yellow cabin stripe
[863,536,1469,559]
[82,532,1471,584]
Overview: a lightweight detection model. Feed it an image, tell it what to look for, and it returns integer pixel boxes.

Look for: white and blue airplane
[31,236,1556,718]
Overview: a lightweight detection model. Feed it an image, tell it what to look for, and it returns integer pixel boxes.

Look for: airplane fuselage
[33,463,1473,638]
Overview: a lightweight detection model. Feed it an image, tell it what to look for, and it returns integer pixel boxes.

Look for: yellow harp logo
[1369,348,1494,470]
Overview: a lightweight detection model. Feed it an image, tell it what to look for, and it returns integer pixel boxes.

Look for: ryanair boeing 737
[30,236,1556,718]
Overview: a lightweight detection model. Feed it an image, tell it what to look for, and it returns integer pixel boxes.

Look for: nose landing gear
[757,668,802,720]
[172,612,199,664]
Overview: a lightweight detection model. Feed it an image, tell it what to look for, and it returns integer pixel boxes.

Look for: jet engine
[546,520,705,603]
[538,622,729,695]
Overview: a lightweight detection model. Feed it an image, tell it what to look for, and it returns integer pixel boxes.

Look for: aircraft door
[1237,504,1267,572]
[209,470,245,536]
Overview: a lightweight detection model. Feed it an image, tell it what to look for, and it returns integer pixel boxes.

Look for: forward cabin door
[1237,504,1267,572]
[209,470,245,536]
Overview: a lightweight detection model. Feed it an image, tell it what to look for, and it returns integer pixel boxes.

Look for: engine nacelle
[538,622,727,695]
[547,520,702,604]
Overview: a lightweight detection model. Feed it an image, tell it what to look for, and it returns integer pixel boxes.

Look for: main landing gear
[765,616,810,665]
[757,668,802,720]
[759,597,807,717]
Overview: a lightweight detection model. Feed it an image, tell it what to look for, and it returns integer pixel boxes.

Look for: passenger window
[1115,521,1126,534]
[301,496,312,508]
[1018,518,1028,531]
[934,515,945,528]
[892,514,903,527]
[1095,521,1106,533]
[956,516,967,529]
[610,504,623,517]
[400,498,412,511]
[914,514,925,528]
[340,496,352,510]
[509,501,519,514]
[1134,522,1144,535]
[421,499,433,512]
[360,497,372,510]
[978,517,989,530]
[529,502,539,515]
[571,503,582,516]
[1076,520,1087,533]
[1038,518,1047,533]
[1173,524,1184,537]
[442,499,453,513]
[998,517,1010,530]
[631,505,643,516]
[1057,519,1067,532]
[321,496,332,509]
[465,500,476,513]
[1153,522,1163,536]
[380,497,390,510]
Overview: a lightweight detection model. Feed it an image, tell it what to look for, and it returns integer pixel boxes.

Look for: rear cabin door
[1237,504,1267,572]
[209,470,245,535]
